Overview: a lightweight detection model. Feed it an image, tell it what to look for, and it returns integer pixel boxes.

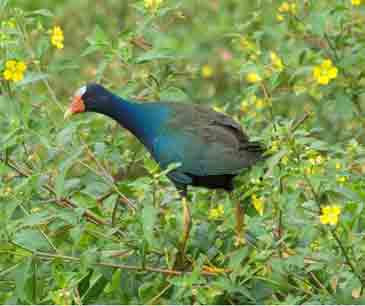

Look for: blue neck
[92,93,168,146]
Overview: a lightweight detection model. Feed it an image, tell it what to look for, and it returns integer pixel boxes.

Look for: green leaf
[333,186,362,202]
[309,11,329,36]
[80,249,99,273]
[104,269,122,294]
[160,87,189,102]
[14,258,32,302]
[228,247,249,271]
[264,149,288,178]
[20,211,53,228]
[142,203,157,246]
[0,0,9,10]
[81,270,109,304]
[14,229,51,251]
[55,148,83,199]
[334,93,354,119]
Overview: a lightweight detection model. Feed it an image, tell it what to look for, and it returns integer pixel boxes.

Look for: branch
[290,112,310,133]
[0,157,125,238]
[34,251,219,277]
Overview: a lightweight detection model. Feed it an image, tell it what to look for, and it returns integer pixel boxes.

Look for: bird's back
[143,102,264,190]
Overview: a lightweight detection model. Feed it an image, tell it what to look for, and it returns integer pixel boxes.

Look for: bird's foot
[234,235,246,248]
[173,249,191,270]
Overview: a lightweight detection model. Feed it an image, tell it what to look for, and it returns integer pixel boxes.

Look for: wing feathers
[151,103,264,178]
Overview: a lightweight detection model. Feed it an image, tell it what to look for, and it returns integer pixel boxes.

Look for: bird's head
[64,83,111,119]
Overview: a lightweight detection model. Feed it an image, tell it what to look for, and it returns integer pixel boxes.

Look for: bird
[64,83,265,261]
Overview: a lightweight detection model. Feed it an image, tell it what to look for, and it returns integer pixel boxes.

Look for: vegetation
[2,0,365,304]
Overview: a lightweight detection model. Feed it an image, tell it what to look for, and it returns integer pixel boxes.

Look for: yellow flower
[270,51,284,71]
[281,155,289,165]
[208,204,224,220]
[144,0,163,11]
[5,60,17,70]
[278,2,296,14]
[240,36,255,51]
[305,167,313,176]
[309,154,324,165]
[290,3,297,14]
[3,187,12,196]
[201,65,214,78]
[1,19,16,28]
[3,70,12,80]
[2,59,27,82]
[312,59,338,85]
[240,99,249,112]
[320,205,341,225]
[278,2,290,13]
[310,239,320,251]
[352,0,362,5]
[252,194,264,216]
[50,26,64,49]
[316,155,324,164]
[335,162,341,170]
[255,98,265,109]
[270,140,279,153]
[246,72,262,84]
[278,2,297,14]
[213,105,224,113]
[347,140,359,153]
[336,175,348,184]
[276,14,284,22]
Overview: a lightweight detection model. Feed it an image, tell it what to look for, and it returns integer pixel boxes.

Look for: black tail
[242,141,268,163]
[245,141,266,153]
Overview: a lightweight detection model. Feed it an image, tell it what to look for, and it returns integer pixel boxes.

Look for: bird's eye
[74,86,87,98]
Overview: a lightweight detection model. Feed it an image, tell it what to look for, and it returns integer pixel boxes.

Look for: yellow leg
[234,199,245,246]
[180,197,192,256]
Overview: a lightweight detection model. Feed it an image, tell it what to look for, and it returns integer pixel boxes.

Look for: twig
[79,138,136,211]
[74,287,82,306]
[0,157,125,238]
[19,203,58,252]
[330,228,365,287]
[324,33,340,63]
[290,112,310,133]
[111,200,119,227]
[34,251,218,277]
[309,271,333,296]
[130,36,152,51]
[147,283,172,304]
[96,190,114,203]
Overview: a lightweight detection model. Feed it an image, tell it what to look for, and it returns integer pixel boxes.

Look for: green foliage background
[2,0,365,304]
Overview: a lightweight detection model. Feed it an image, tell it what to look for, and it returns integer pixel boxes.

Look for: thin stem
[304,173,365,290]
[79,137,136,211]
[19,203,58,252]
[290,112,310,133]
[324,33,340,63]
[33,251,217,277]
[18,19,63,111]
[147,283,172,304]
[0,156,125,238]
[330,228,364,286]
[32,257,37,304]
